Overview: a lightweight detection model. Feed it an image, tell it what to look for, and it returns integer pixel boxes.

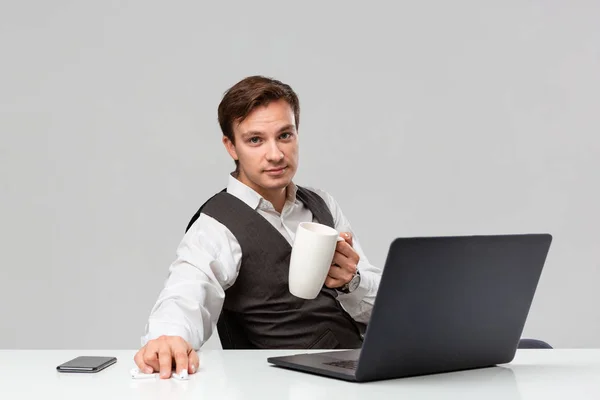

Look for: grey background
[1,1,598,350]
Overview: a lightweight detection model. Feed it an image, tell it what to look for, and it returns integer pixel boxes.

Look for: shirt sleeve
[311,188,382,325]
[140,213,242,350]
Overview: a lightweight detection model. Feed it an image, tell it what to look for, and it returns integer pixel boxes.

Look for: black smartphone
[56,356,117,373]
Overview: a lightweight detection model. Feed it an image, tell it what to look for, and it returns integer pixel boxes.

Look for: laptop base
[267,350,359,382]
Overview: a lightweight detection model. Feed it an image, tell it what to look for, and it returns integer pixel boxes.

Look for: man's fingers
[332,253,357,275]
[172,343,189,375]
[335,241,359,262]
[328,264,354,282]
[325,276,343,288]
[142,342,161,372]
[135,337,198,377]
[340,232,353,247]
[188,349,200,374]
[134,348,154,374]
[158,349,173,379]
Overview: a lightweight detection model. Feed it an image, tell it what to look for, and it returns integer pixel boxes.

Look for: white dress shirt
[141,175,382,350]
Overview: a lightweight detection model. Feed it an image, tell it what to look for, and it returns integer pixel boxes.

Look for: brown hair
[218,75,301,150]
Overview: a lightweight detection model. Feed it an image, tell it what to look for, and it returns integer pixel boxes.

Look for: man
[134,76,382,378]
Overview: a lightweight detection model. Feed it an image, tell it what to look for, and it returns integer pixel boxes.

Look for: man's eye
[249,137,261,144]
[280,132,292,139]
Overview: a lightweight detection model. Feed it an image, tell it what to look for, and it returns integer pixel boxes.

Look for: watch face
[349,274,361,292]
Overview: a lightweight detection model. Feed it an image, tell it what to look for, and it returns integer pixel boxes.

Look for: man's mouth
[264,166,287,174]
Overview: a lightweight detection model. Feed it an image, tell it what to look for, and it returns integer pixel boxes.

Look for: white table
[1,349,599,399]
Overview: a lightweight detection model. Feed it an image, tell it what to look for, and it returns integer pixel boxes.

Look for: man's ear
[222,136,238,161]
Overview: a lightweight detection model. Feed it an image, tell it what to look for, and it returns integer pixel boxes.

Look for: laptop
[267,234,552,382]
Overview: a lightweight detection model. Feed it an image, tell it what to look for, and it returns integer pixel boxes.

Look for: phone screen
[57,356,117,371]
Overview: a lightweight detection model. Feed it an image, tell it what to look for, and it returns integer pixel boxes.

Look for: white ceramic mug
[288,222,344,299]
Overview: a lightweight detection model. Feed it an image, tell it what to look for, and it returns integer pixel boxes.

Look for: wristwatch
[337,270,361,294]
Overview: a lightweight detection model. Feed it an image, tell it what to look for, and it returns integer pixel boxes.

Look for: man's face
[223,99,299,197]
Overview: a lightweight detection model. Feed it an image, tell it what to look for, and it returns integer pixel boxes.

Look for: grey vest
[186,186,364,349]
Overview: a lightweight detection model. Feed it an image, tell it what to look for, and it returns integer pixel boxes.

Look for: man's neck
[233,172,288,213]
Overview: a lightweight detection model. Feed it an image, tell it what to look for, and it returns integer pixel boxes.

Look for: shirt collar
[226,173,299,210]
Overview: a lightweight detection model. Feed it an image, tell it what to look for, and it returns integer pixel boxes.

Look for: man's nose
[265,141,284,161]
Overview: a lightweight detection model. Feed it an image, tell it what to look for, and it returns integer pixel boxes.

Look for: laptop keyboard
[324,359,359,370]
